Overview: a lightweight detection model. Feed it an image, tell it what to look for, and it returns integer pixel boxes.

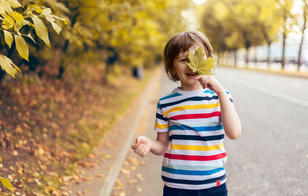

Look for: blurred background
[0,0,308,195]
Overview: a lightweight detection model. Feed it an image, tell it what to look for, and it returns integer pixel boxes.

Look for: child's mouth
[186,72,198,76]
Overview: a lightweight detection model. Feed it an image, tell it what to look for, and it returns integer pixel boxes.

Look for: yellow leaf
[36,8,43,13]
[11,11,25,26]
[186,47,217,75]
[14,34,29,61]
[24,33,36,44]
[40,8,63,34]
[31,15,51,48]
[0,54,21,78]
[3,30,13,48]
[0,177,14,192]
[103,154,111,160]
[0,5,5,14]
[6,0,22,8]
[2,14,14,30]
[0,0,13,14]
[44,186,53,194]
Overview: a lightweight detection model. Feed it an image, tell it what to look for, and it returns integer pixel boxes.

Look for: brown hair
[163,31,214,82]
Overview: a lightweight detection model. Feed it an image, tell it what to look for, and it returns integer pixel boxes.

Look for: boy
[132,31,241,196]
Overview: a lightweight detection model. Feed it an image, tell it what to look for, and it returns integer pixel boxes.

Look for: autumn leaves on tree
[0,0,66,79]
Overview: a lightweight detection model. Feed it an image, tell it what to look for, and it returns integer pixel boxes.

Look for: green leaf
[6,0,22,8]
[31,15,51,47]
[14,34,29,61]
[3,30,13,48]
[186,47,217,75]
[0,54,21,79]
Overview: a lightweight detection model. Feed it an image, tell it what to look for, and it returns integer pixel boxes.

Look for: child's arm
[132,132,169,157]
[195,75,242,140]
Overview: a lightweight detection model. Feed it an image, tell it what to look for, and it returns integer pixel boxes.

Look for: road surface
[111,67,308,196]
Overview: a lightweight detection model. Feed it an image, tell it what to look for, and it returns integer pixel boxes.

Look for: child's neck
[180,84,203,91]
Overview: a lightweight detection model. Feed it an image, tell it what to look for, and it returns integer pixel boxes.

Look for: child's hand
[195,75,224,95]
[132,136,153,157]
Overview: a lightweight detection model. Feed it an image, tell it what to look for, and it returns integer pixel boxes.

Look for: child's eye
[180,59,187,62]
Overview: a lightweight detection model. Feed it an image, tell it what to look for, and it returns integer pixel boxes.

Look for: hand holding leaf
[186,47,217,75]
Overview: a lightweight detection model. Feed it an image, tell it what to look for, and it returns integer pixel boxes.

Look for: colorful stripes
[163,103,220,116]
[154,87,233,190]
[164,152,227,161]
[170,143,224,151]
[160,96,219,108]
[155,122,168,129]
[162,174,226,185]
[169,134,224,142]
[162,167,224,176]
[170,111,221,120]
[169,124,223,132]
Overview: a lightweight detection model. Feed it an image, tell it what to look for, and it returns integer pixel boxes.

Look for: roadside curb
[99,67,163,196]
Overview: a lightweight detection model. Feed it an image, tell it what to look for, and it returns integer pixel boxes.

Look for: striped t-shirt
[154,87,233,190]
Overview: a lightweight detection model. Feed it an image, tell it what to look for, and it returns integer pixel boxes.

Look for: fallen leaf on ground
[136,173,144,181]
[120,168,130,175]
[130,165,136,171]
[129,179,137,185]
[83,176,94,181]
[103,154,112,160]
[136,186,142,192]
[96,174,105,178]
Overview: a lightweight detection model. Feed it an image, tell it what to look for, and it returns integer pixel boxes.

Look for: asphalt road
[217,68,308,196]
[112,67,308,196]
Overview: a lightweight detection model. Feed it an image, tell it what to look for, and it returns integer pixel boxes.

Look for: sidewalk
[64,67,163,196]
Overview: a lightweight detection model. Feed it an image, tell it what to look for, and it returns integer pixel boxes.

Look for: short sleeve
[154,101,169,132]
[226,89,234,104]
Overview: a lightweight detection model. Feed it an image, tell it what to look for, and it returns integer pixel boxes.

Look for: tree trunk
[254,46,258,68]
[57,40,69,79]
[0,71,5,87]
[298,3,307,72]
[234,50,238,67]
[282,29,286,70]
[281,12,288,70]
[103,47,118,85]
[245,47,249,67]
[267,42,272,69]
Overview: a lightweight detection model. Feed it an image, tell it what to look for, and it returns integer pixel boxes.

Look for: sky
[193,0,206,4]
[193,0,302,13]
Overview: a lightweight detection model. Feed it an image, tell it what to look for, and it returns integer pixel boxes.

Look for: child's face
[173,43,204,91]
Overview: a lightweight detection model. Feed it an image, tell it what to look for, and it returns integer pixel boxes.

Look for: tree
[276,0,295,70]
[201,0,264,66]
[0,0,66,84]
[200,0,232,64]
[51,0,192,83]
[254,0,281,66]
[297,0,308,71]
